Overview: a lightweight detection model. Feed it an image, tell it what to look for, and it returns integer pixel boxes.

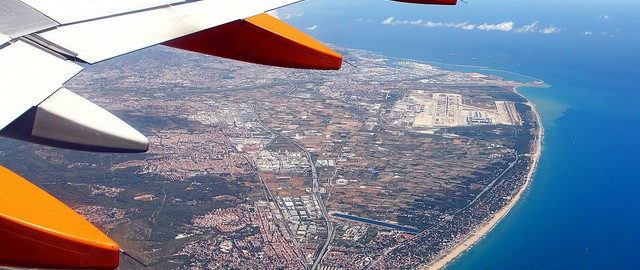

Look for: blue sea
[287,0,640,268]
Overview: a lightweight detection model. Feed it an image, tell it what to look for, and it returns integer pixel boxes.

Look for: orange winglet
[392,0,457,5]
[164,13,343,70]
[0,166,119,269]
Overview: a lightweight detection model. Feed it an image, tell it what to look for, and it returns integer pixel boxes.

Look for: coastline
[426,86,545,270]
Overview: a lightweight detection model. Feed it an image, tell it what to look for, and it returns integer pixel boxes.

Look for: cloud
[306,25,318,31]
[382,17,395,25]
[382,17,561,35]
[355,18,374,23]
[267,10,281,19]
[540,26,563,34]
[382,17,476,30]
[425,21,443,27]
[446,22,475,30]
[599,14,610,20]
[582,31,617,38]
[477,22,514,31]
[267,8,303,20]
[601,31,617,37]
[515,21,539,33]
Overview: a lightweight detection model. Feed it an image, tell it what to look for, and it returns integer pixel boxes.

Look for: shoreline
[426,86,545,270]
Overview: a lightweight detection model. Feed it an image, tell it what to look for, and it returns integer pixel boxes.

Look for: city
[0,45,542,269]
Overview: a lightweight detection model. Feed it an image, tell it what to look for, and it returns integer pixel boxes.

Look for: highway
[249,108,310,269]
[278,132,334,270]
[251,105,333,269]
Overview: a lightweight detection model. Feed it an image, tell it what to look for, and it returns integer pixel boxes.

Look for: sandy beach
[426,87,545,270]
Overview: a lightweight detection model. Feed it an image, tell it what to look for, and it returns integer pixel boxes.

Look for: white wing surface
[19,0,186,24]
[0,40,83,130]
[39,0,300,64]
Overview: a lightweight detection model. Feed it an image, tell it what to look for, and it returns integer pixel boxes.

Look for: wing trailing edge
[0,166,120,269]
[164,13,343,70]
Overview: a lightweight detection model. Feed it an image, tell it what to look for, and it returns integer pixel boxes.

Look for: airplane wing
[1,0,329,154]
[0,0,455,269]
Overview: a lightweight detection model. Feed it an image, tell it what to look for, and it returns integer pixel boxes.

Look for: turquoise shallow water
[288,0,640,268]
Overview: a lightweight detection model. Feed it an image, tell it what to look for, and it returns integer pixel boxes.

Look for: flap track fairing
[0,88,149,153]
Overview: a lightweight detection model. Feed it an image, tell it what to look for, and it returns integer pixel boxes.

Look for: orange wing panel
[0,166,119,269]
[164,13,343,70]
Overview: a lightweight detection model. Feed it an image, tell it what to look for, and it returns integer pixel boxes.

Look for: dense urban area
[0,46,541,269]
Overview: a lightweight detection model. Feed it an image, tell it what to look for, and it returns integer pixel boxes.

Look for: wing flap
[0,40,83,130]
[38,0,300,64]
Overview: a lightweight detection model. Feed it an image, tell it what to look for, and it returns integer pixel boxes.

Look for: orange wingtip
[164,13,343,70]
[392,0,457,4]
[0,166,119,269]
